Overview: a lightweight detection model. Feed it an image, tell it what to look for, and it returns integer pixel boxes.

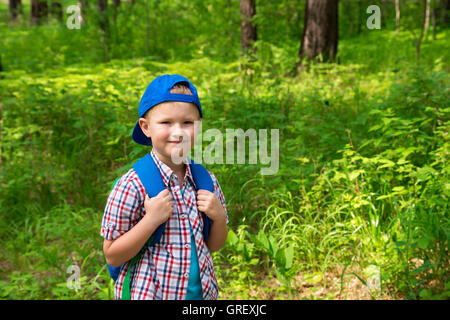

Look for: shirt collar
[150,149,197,189]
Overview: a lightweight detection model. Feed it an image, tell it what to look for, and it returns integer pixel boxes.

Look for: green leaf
[226,229,238,247]
[419,289,432,300]
[257,230,270,252]
[275,249,286,268]
[268,236,278,257]
[416,237,430,250]
[285,245,294,270]
[304,272,323,285]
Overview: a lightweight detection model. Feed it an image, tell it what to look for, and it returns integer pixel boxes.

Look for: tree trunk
[441,0,450,24]
[97,0,109,62]
[9,0,22,21]
[240,0,257,54]
[113,0,120,26]
[415,0,428,60]
[432,0,437,40]
[395,0,400,34]
[298,0,339,66]
[344,0,354,35]
[356,0,362,34]
[113,0,121,47]
[31,0,48,25]
[50,1,63,22]
[424,0,431,40]
[380,0,387,28]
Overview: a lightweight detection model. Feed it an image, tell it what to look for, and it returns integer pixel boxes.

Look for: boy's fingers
[158,189,169,197]
[197,192,214,202]
[196,190,209,198]
[197,189,212,195]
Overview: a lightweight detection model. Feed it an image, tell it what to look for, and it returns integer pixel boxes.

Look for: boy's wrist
[142,213,164,234]
[210,210,227,225]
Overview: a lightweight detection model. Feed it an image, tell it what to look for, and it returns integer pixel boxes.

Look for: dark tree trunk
[432,0,437,39]
[113,0,120,24]
[415,0,428,60]
[441,0,450,24]
[50,1,63,22]
[98,0,110,62]
[97,0,109,32]
[31,0,48,25]
[356,0,362,34]
[298,0,339,66]
[113,0,121,49]
[240,0,257,54]
[9,0,22,21]
[380,0,387,28]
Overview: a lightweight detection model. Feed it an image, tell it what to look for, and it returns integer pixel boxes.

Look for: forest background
[0,0,449,300]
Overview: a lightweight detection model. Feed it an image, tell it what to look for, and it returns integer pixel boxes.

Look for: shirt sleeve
[208,171,229,225]
[100,175,142,240]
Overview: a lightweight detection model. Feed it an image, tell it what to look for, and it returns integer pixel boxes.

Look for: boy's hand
[196,190,226,223]
[143,189,173,226]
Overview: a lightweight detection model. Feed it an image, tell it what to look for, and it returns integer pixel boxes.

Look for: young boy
[101,74,228,300]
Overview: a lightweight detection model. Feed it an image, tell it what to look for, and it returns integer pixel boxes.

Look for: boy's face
[138,101,201,169]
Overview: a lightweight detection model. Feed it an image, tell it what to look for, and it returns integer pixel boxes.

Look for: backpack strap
[188,158,214,241]
[133,153,167,246]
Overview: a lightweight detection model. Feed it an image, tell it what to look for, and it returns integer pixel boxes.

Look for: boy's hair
[142,82,192,120]
[170,82,193,95]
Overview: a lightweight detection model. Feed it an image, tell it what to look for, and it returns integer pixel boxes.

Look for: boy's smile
[138,101,201,171]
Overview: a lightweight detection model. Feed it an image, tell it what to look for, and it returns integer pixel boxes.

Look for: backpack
[105,152,213,300]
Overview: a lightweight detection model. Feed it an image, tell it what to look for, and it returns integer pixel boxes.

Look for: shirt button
[184,272,189,278]
[185,243,190,249]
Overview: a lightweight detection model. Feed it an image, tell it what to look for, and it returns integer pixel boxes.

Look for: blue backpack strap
[188,158,213,241]
[107,263,121,282]
[133,153,167,246]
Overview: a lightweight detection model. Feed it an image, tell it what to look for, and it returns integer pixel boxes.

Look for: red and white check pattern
[101,149,228,300]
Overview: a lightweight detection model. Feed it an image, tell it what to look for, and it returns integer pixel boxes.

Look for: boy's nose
[170,124,189,141]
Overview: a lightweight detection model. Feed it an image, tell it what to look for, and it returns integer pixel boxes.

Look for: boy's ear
[138,117,151,138]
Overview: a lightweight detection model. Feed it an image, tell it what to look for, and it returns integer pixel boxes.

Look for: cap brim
[132,120,152,146]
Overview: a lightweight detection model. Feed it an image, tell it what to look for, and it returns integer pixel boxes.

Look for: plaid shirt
[101,150,228,300]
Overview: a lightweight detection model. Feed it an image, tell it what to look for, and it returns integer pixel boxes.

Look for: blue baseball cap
[132,74,203,146]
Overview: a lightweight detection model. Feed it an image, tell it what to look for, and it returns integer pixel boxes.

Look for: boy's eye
[160,121,193,124]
